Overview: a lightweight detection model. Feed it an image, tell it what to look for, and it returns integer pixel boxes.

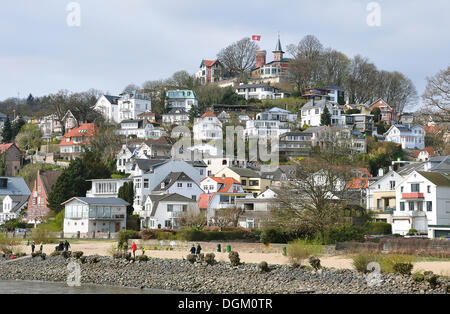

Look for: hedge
[118,230,141,248]
[140,229,257,242]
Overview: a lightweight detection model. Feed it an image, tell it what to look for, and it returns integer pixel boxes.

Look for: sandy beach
[17,240,450,276]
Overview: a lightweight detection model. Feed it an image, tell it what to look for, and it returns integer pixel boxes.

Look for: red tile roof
[424,125,439,134]
[412,147,435,158]
[0,143,15,153]
[201,111,216,119]
[201,176,241,193]
[59,123,98,146]
[203,59,219,67]
[199,193,214,209]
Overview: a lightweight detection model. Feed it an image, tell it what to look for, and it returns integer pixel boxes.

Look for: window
[408,202,414,211]
[411,184,420,192]
[191,195,196,201]
[417,201,423,211]
[390,181,396,190]
[400,202,405,211]
[377,199,382,209]
[187,183,192,188]
[167,205,173,212]
[427,186,431,193]
[401,186,404,193]
[426,201,432,212]
[241,180,247,186]
[144,179,149,189]
[249,180,259,186]
[177,183,183,188]
[220,195,230,203]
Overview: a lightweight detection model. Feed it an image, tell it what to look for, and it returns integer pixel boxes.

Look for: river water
[0,280,179,294]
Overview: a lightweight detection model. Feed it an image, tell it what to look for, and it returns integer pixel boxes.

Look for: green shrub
[393,263,413,275]
[40,253,47,260]
[366,222,392,235]
[412,272,424,282]
[352,251,377,273]
[377,254,414,274]
[118,230,140,248]
[50,251,61,257]
[204,253,216,265]
[260,228,286,245]
[228,251,240,266]
[408,228,418,235]
[327,225,365,244]
[258,261,270,273]
[61,251,72,259]
[287,239,323,267]
[198,253,204,262]
[30,226,56,244]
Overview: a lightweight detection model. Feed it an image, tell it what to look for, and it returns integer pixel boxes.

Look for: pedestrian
[39,243,43,253]
[131,242,137,259]
[64,240,70,252]
[31,241,36,254]
[196,243,202,256]
[190,244,196,255]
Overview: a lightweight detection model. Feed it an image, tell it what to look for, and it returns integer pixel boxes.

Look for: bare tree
[178,212,208,230]
[269,158,358,242]
[217,37,259,77]
[211,206,246,230]
[422,66,450,122]
[122,84,140,94]
[321,48,350,87]
[345,55,379,104]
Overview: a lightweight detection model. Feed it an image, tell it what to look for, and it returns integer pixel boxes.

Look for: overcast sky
[0,0,449,109]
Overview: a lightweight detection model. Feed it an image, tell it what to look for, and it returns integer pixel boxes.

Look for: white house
[199,176,249,221]
[117,120,165,140]
[118,90,151,122]
[62,197,128,238]
[193,112,223,142]
[300,99,344,127]
[165,90,198,112]
[162,108,189,126]
[85,178,132,198]
[256,107,297,122]
[152,172,203,202]
[141,194,199,229]
[393,171,450,238]
[116,144,138,173]
[235,84,289,100]
[383,124,425,150]
[203,156,247,177]
[0,195,29,225]
[94,95,120,123]
[234,188,278,228]
[245,107,296,140]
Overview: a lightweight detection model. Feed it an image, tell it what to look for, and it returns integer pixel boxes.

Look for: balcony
[402,193,424,199]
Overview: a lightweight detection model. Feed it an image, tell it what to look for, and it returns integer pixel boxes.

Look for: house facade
[215,167,271,197]
[0,143,23,177]
[277,131,312,157]
[196,59,225,85]
[300,99,344,127]
[0,195,29,226]
[235,84,289,100]
[165,90,198,112]
[94,95,120,123]
[383,124,425,150]
[26,170,62,224]
[118,90,151,122]
[59,123,98,160]
[193,112,223,142]
[393,171,450,238]
[369,99,397,125]
[62,197,128,238]
[162,108,189,126]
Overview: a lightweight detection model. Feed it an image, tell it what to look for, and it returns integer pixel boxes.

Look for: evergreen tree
[1,116,12,143]
[118,181,134,216]
[47,158,90,213]
[12,117,26,139]
[320,106,331,126]
[371,107,381,123]
[189,106,199,124]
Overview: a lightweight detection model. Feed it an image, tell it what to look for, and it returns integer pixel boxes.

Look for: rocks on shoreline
[0,255,448,294]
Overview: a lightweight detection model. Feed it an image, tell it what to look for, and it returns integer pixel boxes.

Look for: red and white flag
[252,35,261,41]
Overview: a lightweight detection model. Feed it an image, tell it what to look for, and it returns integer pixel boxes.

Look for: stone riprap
[0,255,448,294]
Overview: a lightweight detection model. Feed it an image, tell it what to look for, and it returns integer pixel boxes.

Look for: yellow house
[215,167,271,197]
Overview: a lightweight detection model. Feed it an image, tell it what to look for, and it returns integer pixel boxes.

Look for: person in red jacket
[131,242,137,259]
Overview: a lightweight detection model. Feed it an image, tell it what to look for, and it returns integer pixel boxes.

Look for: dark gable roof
[153,172,195,192]
[186,160,207,168]
[62,197,129,206]
[430,156,450,174]
[133,159,169,172]
[104,95,119,104]
[228,167,261,178]
[8,195,30,213]
[418,172,450,186]
[40,170,62,196]
[149,193,196,216]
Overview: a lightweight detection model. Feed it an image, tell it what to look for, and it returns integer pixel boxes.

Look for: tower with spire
[273,32,284,62]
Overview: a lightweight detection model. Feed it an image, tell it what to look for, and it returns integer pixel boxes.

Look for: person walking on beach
[190,244,196,255]
[31,241,36,254]
[131,242,137,259]
[196,243,202,256]
[64,240,70,252]
[39,243,43,253]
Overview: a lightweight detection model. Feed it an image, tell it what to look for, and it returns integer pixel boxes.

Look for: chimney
[256,50,266,68]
